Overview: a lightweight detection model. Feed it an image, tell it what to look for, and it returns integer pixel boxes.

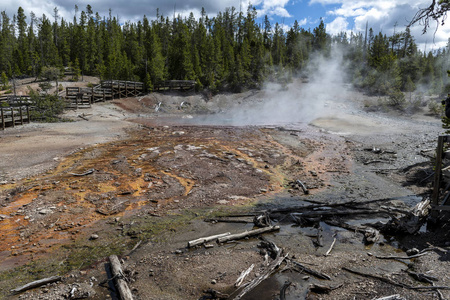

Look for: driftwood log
[381,197,431,235]
[188,232,231,248]
[217,226,280,243]
[11,276,62,294]
[109,255,133,300]
[234,264,254,287]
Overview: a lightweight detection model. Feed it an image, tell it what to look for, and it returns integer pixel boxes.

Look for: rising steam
[193,46,350,126]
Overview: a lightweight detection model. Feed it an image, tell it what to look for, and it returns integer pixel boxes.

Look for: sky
[0,0,449,52]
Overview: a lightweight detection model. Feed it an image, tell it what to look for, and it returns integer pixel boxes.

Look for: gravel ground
[1,79,449,300]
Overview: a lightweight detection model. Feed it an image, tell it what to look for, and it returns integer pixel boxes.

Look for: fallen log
[188,232,231,248]
[11,276,62,294]
[291,209,379,218]
[381,197,430,235]
[268,196,413,214]
[291,260,331,280]
[109,255,133,300]
[217,226,280,243]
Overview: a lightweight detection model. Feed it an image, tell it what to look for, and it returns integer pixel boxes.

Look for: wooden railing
[154,80,196,91]
[1,106,30,130]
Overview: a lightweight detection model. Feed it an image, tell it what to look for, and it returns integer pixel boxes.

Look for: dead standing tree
[409,0,450,33]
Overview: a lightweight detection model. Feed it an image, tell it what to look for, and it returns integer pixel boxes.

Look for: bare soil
[0,79,449,300]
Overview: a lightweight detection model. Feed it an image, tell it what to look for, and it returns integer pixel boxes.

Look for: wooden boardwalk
[64,80,144,109]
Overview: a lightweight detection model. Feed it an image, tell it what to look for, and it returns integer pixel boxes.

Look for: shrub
[28,88,66,122]
[387,89,406,109]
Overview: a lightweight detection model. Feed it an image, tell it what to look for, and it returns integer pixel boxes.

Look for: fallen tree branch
[373,295,406,300]
[69,168,95,176]
[325,238,336,256]
[109,255,134,300]
[291,260,331,280]
[343,267,408,288]
[375,252,429,260]
[280,281,292,300]
[188,232,231,248]
[233,253,288,300]
[234,264,254,287]
[11,276,62,294]
[204,218,251,224]
[344,267,450,291]
[217,226,280,243]
[309,283,343,294]
[296,180,309,194]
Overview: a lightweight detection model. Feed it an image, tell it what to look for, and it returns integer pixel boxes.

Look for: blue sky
[1,0,448,51]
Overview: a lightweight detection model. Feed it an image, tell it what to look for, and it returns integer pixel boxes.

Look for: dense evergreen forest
[0,4,449,100]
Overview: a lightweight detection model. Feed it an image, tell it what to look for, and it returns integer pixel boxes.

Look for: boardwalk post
[1,108,4,130]
[125,81,128,97]
[11,107,15,127]
[26,106,30,123]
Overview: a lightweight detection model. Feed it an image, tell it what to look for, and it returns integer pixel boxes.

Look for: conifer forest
[0,4,449,98]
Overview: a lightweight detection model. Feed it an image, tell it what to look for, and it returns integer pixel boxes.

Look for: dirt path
[0,102,137,182]
[0,84,449,300]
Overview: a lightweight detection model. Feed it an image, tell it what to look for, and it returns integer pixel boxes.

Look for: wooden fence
[154,80,196,91]
[0,95,32,107]
[1,106,30,130]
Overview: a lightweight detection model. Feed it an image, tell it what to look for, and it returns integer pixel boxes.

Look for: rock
[38,208,53,215]
[89,234,99,240]
[211,279,217,284]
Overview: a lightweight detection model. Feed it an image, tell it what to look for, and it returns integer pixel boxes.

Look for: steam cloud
[195,46,350,126]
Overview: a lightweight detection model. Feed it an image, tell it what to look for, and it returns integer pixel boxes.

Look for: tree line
[0,4,449,99]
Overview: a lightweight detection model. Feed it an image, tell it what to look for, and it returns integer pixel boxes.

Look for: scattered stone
[89,234,99,240]
[38,209,52,215]
[211,279,217,284]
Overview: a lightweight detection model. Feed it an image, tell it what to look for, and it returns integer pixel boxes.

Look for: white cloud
[316,0,450,51]
[255,0,292,18]
[326,16,349,35]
